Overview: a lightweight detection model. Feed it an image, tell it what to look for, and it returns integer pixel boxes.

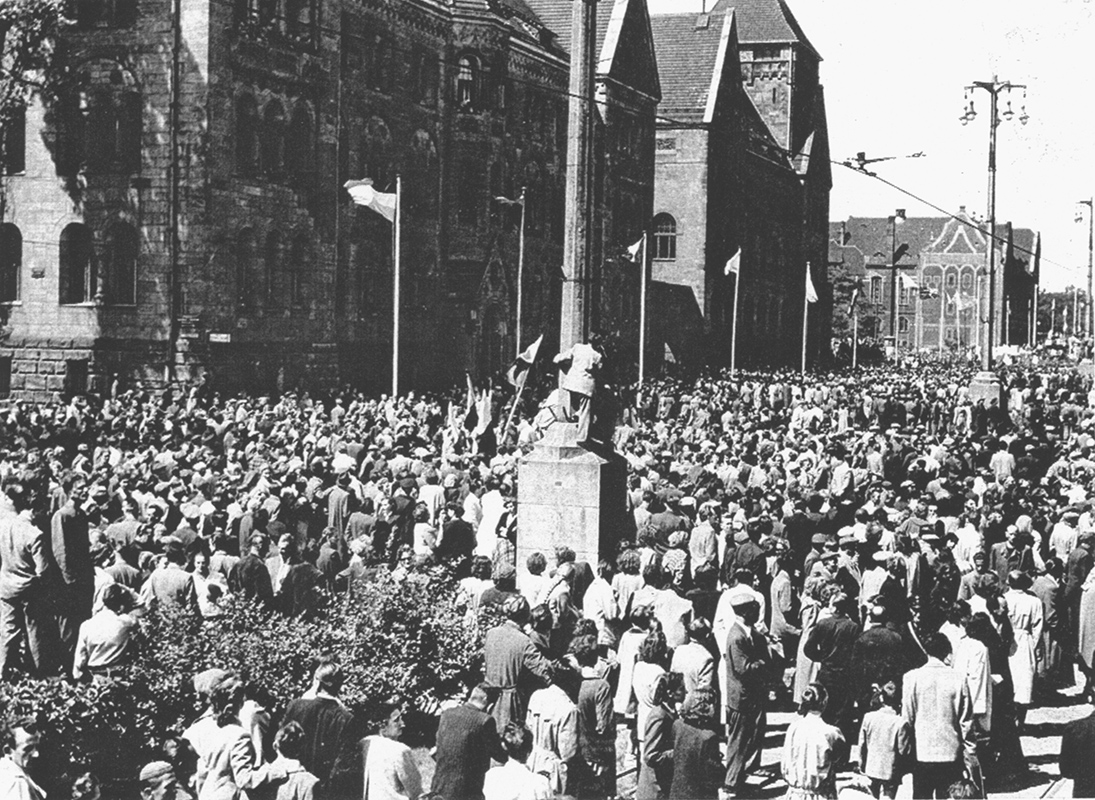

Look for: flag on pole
[724,248,742,276]
[899,273,920,290]
[344,179,397,222]
[505,334,543,388]
[919,286,939,299]
[493,195,523,207]
[848,281,862,316]
[623,236,643,263]
[956,293,975,311]
[805,263,818,304]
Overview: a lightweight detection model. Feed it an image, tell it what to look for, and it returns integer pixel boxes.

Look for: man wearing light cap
[721,586,771,799]
[139,760,191,800]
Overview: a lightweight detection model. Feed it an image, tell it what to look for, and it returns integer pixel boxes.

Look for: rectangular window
[1,103,26,175]
[0,357,11,398]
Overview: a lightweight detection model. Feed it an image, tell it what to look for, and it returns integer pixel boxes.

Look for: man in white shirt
[0,718,45,800]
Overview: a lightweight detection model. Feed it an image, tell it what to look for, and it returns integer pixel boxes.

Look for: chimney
[695,13,711,29]
[958,205,966,214]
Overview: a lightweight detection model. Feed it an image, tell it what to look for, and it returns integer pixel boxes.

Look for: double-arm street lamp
[960,76,1028,370]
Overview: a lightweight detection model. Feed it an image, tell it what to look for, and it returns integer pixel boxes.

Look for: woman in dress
[1003,570,1043,729]
[636,671,678,800]
[780,683,845,800]
[795,578,830,704]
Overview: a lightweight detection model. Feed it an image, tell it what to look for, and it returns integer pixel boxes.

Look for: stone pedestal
[516,422,628,596]
[968,370,1004,407]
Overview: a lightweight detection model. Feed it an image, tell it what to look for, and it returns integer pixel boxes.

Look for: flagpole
[392,174,402,396]
[938,290,946,353]
[852,309,858,370]
[638,230,648,407]
[801,264,810,375]
[503,375,527,443]
[516,186,526,359]
[730,254,741,375]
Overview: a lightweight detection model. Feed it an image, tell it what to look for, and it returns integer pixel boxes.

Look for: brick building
[647,0,831,369]
[0,0,658,398]
[828,209,1041,355]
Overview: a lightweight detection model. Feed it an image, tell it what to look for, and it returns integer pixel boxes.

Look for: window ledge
[60,302,98,308]
[0,301,22,307]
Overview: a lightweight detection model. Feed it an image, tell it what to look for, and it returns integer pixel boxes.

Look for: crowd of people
[0,357,1095,800]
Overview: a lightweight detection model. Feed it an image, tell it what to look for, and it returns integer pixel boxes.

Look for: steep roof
[836,217,949,269]
[711,0,819,59]
[650,11,732,120]
[523,0,613,57]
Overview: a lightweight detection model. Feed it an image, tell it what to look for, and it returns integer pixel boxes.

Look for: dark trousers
[54,581,93,666]
[724,705,765,790]
[911,760,962,799]
[0,593,51,678]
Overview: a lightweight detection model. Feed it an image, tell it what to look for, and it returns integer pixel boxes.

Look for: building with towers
[647,0,831,369]
[0,0,659,398]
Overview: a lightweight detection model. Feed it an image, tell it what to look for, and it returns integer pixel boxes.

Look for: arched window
[236,228,256,309]
[60,223,96,304]
[103,221,138,305]
[0,224,22,302]
[261,100,286,177]
[456,55,480,110]
[653,213,677,260]
[264,231,281,304]
[961,270,973,289]
[945,268,958,288]
[898,317,909,334]
[286,103,313,182]
[236,94,260,176]
[1,103,26,175]
[289,234,309,309]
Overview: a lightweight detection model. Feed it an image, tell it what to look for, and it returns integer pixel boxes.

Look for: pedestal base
[968,370,1003,407]
[516,423,627,596]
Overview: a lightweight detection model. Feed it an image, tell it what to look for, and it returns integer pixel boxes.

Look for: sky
[646,0,1095,291]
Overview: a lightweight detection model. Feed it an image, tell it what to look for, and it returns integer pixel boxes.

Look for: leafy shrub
[0,564,484,794]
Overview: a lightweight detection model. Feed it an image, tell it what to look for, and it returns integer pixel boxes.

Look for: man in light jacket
[902,632,972,799]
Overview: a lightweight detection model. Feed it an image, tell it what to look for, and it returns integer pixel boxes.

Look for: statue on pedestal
[553,341,605,448]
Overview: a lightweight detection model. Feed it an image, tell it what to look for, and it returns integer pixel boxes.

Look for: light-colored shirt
[0,756,45,800]
[483,760,552,800]
[362,734,422,800]
[72,608,136,680]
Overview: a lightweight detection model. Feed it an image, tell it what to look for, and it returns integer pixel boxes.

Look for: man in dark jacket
[228,533,273,607]
[431,683,505,800]
[483,597,553,730]
[281,661,358,788]
[1061,707,1095,799]
[804,590,861,746]
[49,484,94,668]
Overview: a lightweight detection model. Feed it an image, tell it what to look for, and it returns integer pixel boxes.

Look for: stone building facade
[646,0,831,370]
[828,209,1041,355]
[0,0,658,398]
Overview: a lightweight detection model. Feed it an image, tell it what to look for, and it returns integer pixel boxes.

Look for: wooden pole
[516,186,526,359]
[730,257,742,375]
[801,267,809,375]
[638,230,648,406]
[392,174,401,396]
[852,310,859,369]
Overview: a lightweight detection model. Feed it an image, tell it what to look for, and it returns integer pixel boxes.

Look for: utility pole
[887,209,906,355]
[1079,198,1093,358]
[559,0,598,355]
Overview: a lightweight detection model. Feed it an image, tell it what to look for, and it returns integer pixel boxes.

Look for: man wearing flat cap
[721,587,771,799]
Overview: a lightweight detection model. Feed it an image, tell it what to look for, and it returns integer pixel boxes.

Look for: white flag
[344,179,397,222]
[624,236,643,263]
[956,293,975,311]
[725,248,742,276]
[805,263,818,304]
[899,273,920,290]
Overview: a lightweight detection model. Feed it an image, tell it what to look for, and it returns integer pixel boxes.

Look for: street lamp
[887,209,907,354]
[1078,198,1093,358]
[961,77,1028,377]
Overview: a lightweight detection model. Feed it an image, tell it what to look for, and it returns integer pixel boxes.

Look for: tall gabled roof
[523,0,614,57]
[711,0,820,59]
[651,11,734,121]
